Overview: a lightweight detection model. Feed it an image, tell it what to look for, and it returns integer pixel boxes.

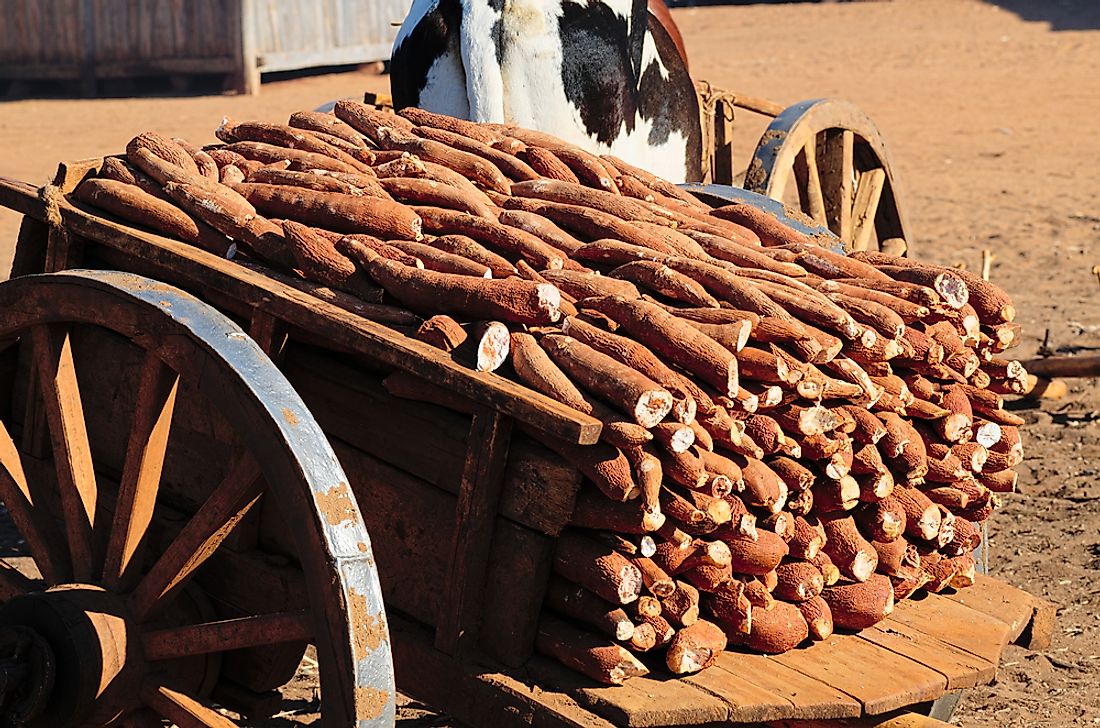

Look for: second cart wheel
[0,270,394,727]
[744,98,911,257]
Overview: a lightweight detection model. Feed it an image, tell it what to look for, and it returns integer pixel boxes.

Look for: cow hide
[392,0,703,183]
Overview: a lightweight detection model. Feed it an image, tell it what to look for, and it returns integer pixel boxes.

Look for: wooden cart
[0,164,1048,728]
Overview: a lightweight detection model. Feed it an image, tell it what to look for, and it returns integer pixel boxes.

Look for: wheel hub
[0,585,142,728]
[0,625,53,725]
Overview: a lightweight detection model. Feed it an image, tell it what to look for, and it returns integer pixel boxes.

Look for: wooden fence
[0,0,409,94]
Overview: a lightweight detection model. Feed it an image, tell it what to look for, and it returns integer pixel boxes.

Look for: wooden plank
[389,615,618,728]
[330,439,453,627]
[682,663,794,724]
[528,655,732,728]
[884,593,1011,665]
[939,575,1053,647]
[235,0,260,94]
[435,408,514,655]
[716,651,862,720]
[480,520,556,667]
[12,181,601,445]
[248,310,288,361]
[92,57,239,77]
[859,618,996,690]
[44,225,79,273]
[281,344,582,537]
[771,635,946,715]
[10,215,49,279]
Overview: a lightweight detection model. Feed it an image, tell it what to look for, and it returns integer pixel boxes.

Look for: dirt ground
[2,0,1100,725]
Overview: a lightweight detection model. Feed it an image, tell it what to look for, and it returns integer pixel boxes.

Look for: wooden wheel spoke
[143,610,312,662]
[103,351,180,590]
[0,419,67,583]
[0,559,39,601]
[128,454,263,622]
[29,324,98,581]
[793,134,828,226]
[141,680,238,728]
[851,167,887,252]
[818,128,855,244]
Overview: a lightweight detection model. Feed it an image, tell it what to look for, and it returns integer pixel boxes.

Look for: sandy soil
[2,0,1099,725]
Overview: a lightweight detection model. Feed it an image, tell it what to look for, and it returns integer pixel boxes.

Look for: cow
[390,0,702,183]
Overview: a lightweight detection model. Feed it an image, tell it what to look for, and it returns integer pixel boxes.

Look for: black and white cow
[390,0,702,183]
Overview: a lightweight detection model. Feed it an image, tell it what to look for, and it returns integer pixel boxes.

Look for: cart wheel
[0,270,394,727]
[744,98,911,257]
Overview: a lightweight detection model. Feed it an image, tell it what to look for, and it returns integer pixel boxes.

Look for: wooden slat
[682,663,794,723]
[884,593,1011,665]
[13,177,601,445]
[480,521,556,667]
[529,654,732,728]
[717,651,862,720]
[389,615,618,728]
[859,618,997,690]
[940,574,1054,647]
[771,636,946,715]
[435,408,514,655]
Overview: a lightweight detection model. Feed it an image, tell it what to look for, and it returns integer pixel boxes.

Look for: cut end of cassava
[608,653,651,684]
[798,596,834,641]
[618,565,643,604]
[657,423,696,453]
[708,474,734,498]
[641,507,667,533]
[940,413,973,443]
[934,272,970,309]
[665,620,727,674]
[850,551,877,582]
[537,283,563,323]
[801,406,840,437]
[635,390,675,428]
[475,322,511,372]
[614,619,636,642]
[858,326,878,347]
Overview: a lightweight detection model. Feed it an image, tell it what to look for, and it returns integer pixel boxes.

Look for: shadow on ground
[981,0,1100,30]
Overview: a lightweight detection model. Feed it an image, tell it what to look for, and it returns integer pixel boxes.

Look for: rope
[694,81,739,185]
[38,184,65,230]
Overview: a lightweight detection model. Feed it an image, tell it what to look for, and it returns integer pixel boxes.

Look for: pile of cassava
[69,101,1026,685]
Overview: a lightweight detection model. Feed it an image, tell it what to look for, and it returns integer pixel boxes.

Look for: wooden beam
[435,408,514,655]
[1022,354,1100,379]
